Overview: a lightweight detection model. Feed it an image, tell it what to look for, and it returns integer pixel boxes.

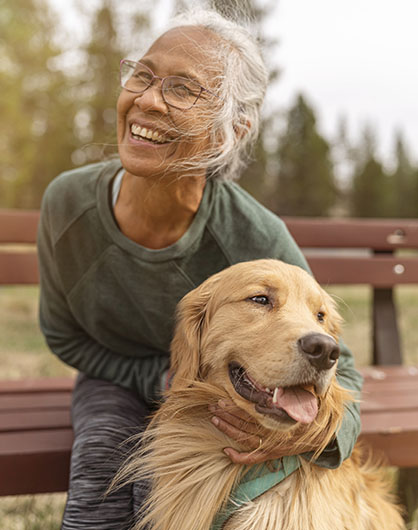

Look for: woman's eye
[317,311,325,323]
[249,295,270,305]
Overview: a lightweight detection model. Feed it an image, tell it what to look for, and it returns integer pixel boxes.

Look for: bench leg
[372,288,402,365]
[397,468,418,525]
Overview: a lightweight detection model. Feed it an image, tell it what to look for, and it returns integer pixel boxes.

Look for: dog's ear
[170,274,220,390]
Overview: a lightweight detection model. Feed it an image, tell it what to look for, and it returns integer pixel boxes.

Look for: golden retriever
[117,259,404,529]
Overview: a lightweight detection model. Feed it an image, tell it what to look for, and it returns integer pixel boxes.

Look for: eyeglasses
[120,59,218,110]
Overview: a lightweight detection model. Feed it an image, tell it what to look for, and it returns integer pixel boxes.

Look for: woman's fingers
[210,414,262,447]
[210,405,259,437]
[209,399,258,425]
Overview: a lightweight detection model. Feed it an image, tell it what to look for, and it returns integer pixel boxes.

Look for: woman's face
[117,26,220,180]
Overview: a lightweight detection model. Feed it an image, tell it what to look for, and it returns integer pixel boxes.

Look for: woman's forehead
[140,26,221,78]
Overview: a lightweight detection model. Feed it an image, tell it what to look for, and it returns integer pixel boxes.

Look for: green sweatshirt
[38,158,362,470]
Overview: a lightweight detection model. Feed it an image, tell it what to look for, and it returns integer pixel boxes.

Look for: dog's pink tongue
[274,387,318,424]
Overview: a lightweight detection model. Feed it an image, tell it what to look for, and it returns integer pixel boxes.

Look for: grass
[1,284,418,528]
[0,494,66,530]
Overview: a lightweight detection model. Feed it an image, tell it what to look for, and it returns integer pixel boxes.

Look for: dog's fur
[116,259,404,529]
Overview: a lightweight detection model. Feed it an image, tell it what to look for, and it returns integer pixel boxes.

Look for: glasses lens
[163,77,201,109]
[121,61,152,93]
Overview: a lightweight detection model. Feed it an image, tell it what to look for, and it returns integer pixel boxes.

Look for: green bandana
[211,455,301,529]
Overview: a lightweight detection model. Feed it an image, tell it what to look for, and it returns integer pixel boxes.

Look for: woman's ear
[169,274,221,390]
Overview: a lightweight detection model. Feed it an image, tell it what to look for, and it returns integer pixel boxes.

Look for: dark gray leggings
[61,374,151,530]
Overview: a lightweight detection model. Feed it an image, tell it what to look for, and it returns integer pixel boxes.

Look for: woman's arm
[37,192,168,403]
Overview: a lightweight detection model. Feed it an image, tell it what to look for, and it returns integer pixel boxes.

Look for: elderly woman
[38,8,362,529]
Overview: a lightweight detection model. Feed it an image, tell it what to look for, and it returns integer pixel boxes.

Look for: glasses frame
[119,59,219,110]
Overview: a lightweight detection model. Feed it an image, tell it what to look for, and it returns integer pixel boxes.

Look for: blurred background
[1,0,417,528]
[1,0,417,217]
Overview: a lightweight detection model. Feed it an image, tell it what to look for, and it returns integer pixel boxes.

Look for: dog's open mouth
[228,363,318,425]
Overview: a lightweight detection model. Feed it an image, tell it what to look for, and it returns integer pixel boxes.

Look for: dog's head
[170,259,345,432]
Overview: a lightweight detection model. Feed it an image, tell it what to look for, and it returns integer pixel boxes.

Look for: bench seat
[1,367,417,496]
[0,378,74,495]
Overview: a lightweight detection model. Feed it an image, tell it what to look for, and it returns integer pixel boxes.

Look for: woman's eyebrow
[140,57,201,83]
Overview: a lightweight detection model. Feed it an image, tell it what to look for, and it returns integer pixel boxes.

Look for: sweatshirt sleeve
[275,221,363,467]
[37,191,168,404]
[310,339,363,469]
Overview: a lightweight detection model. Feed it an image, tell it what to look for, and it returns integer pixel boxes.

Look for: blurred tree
[71,1,125,166]
[72,0,154,166]
[0,0,156,207]
[389,132,417,218]
[350,127,390,217]
[271,94,337,216]
[0,0,78,207]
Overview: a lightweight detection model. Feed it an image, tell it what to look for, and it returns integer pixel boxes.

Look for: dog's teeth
[273,387,279,404]
[265,387,271,393]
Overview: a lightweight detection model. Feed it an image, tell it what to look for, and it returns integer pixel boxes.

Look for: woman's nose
[133,84,168,113]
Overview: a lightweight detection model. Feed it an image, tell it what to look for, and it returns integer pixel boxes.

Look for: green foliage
[272,94,337,216]
[0,0,78,207]
[349,127,392,217]
[389,133,418,218]
[0,0,155,209]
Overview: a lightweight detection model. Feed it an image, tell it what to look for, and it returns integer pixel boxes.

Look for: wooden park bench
[1,209,418,495]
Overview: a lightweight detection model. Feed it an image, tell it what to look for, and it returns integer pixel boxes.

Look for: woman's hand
[209,398,318,465]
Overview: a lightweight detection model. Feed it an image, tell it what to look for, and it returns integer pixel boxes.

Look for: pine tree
[0,0,78,207]
[350,127,390,217]
[74,0,155,165]
[272,94,337,216]
[389,132,416,218]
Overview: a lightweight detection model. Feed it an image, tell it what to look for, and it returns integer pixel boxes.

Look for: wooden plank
[360,410,418,435]
[361,379,418,394]
[0,252,39,284]
[361,392,418,411]
[0,209,40,244]
[284,217,418,250]
[0,428,73,457]
[307,255,418,286]
[361,365,418,409]
[0,409,71,432]
[0,377,75,394]
[359,431,418,467]
[0,429,72,495]
[361,365,418,381]
[0,392,72,411]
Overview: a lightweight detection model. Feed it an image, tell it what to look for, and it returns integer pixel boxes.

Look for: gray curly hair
[164,9,268,181]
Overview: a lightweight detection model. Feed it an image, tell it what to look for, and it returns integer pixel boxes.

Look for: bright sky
[48,0,418,166]
[268,0,418,166]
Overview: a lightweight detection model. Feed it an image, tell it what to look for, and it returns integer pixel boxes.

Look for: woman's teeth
[130,124,167,144]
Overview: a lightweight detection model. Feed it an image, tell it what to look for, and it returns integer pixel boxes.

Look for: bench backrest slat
[1,210,418,286]
[309,256,418,287]
[0,209,39,244]
[0,253,39,284]
[283,217,418,250]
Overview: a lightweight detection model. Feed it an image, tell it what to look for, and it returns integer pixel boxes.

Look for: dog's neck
[131,381,348,530]
[138,390,245,529]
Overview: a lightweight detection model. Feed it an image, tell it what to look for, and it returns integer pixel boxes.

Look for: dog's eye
[317,311,325,323]
[249,295,270,305]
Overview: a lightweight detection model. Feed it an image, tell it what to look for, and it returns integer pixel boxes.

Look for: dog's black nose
[298,333,340,371]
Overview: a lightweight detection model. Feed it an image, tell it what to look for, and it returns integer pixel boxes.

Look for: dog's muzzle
[228,363,319,425]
